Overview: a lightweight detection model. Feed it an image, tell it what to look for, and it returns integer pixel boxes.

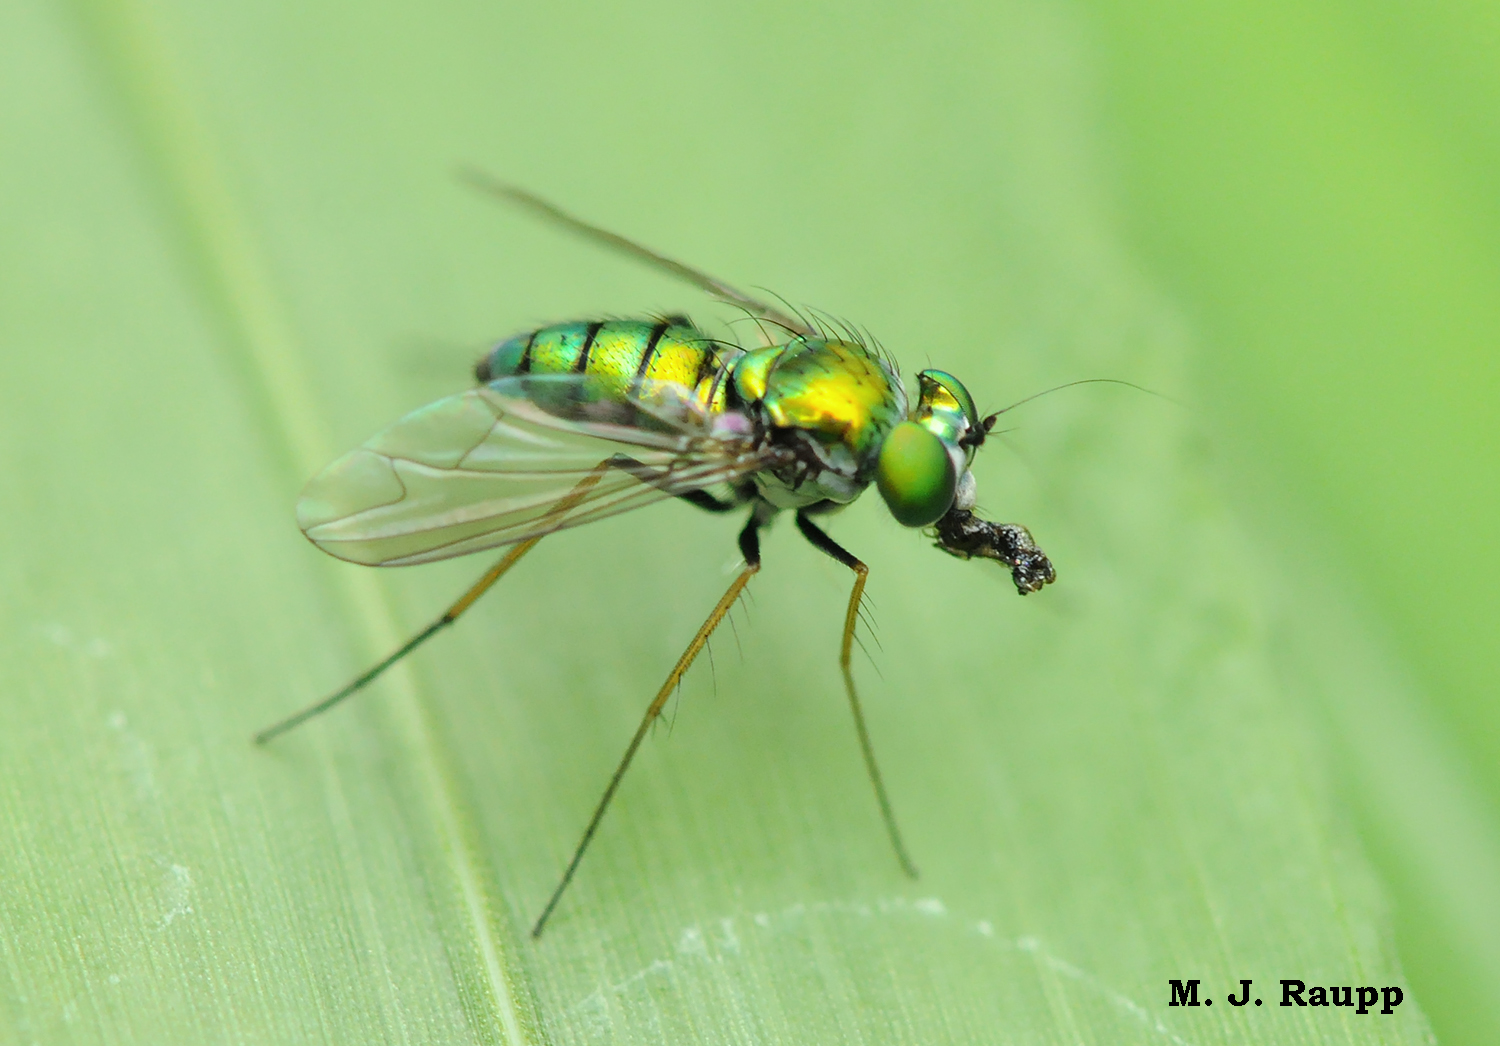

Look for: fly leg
[795,512,919,880]
[606,453,753,513]
[255,461,615,744]
[532,509,769,937]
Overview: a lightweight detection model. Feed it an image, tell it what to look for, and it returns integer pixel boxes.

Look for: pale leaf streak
[566,900,1198,1046]
[72,0,531,1039]
[565,959,676,1029]
[1017,936,1197,1046]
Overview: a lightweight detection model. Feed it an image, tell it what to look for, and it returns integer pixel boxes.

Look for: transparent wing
[297,375,776,566]
[459,171,818,342]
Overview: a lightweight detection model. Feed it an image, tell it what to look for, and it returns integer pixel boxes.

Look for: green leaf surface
[3,0,1485,1042]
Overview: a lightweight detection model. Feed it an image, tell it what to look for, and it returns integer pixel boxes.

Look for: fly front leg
[794,511,919,880]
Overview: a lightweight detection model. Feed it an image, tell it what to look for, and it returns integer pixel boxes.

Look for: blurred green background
[2,0,1495,1042]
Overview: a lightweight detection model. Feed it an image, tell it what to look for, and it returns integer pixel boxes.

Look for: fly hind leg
[606,453,752,514]
[794,511,919,879]
[255,458,619,744]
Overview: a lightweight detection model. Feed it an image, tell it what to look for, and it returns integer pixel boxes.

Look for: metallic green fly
[256,175,1056,937]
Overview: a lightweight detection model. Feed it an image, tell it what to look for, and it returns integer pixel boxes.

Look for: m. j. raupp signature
[1168,978,1403,1015]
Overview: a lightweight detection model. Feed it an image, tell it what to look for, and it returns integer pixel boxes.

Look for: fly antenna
[964,378,1181,446]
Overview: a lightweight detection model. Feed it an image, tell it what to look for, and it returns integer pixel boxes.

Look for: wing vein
[297,375,773,566]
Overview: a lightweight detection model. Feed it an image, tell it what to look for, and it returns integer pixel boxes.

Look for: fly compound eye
[876,421,958,527]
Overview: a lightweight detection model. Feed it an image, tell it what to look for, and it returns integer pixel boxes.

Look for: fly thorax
[736,338,906,507]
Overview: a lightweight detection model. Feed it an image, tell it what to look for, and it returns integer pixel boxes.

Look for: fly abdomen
[476,319,737,413]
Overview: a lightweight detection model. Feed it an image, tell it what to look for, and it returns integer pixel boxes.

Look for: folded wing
[297,375,772,566]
